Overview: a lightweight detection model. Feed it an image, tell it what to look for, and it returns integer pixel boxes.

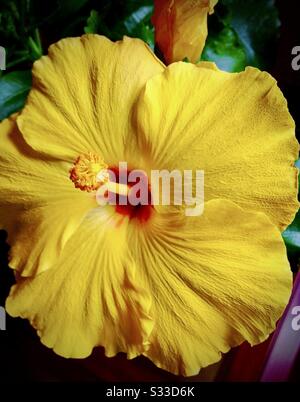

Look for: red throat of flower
[109,166,154,223]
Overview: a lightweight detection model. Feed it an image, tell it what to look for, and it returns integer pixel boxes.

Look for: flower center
[70,152,108,192]
[70,154,153,223]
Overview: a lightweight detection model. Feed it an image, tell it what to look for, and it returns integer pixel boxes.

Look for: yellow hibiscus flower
[152,0,218,64]
[0,35,299,376]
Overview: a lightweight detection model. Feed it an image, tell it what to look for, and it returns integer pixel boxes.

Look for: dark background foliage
[0,0,299,382]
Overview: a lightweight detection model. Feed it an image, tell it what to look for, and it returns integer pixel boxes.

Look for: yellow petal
[0,116,96,276]
[152,0,218,64]
[18,35,164,164]
[135,62,299,230]
[6,209,153,359]
[128,200,292,376]
[196,60,219,70]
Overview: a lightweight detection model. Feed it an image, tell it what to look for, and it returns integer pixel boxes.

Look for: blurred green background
[0,0,300,272]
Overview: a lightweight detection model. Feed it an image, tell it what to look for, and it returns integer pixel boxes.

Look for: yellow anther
[70,152,108,192]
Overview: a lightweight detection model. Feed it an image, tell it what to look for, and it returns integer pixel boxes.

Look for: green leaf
[283,160,300,257]
[136,23,154,48]
[124,6,154,47]
[84,10,102,34]
[115,5,154,48]
[27,29,43,61]
[123,5,153,32]
[283,211,300,256]
[202,0,280,72]
[120,0,153,16]
[202,27,247,72]
[83,1,154,47]
[0,71,32,121]
[221,0,280,68]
